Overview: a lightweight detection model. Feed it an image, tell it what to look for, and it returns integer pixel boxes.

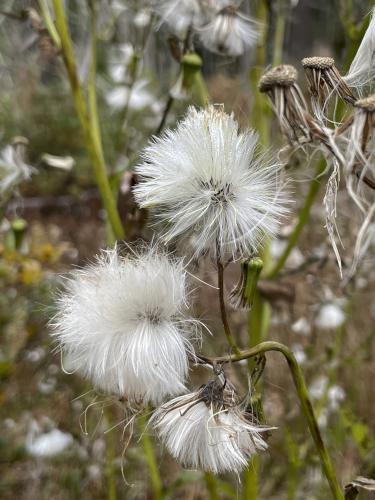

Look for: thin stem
[243,460,258,500]
[266,158,326,279]
[52,0,125,240]
[217,259,240,355]
[204,472,219,500]
[38,0,61,48]
[139,414,163,500]
[156,95,174,135]
[272,0,286,67]
[202,341,344,500]
[105,408,117,500]
[88,2,104,161]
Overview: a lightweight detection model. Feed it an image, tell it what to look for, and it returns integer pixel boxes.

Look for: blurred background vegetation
[0,0,375,499]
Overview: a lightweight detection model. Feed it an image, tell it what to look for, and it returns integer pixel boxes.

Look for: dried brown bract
[347,95,375,188]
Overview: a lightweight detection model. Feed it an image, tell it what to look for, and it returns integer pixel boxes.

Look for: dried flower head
[259,64,311,144]
[302,56,355,121]
[198,5,260,56]
[134,106,289,262]
[152,378,271,474]
[51,247,197,405]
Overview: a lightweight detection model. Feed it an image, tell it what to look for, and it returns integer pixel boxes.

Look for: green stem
[243,460,258,500]
[105,409,117,500]
[206,341,344,500]
[217,259,241,355]
[272,0,286,67]
[266,158,326,279]
[204,472,219,500]
[250,1,270,145]
[140,414,163,500]
[285,429,300,500]
[193,70,210,106]
[52,0,125,240]
[38,0,61,48]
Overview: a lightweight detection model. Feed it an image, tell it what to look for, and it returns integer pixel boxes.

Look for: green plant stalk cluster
[52,1,124,240]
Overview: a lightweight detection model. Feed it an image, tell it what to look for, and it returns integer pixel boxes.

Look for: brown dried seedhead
[259,65,311,144]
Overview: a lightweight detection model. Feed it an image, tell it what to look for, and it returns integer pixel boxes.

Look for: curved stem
[52,1,125,240]
[202,341,344,500]
[217,259,241,355]
[266,158,326,279]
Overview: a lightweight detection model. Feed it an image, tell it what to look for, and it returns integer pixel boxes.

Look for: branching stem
[52,1,125,240]
[266,158,326,279]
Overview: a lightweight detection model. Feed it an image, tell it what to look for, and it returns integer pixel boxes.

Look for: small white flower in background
[41,153,75,171]
[107,43,135,83]
[327,385,345,412]
[26,422,73,458]
[270,239,304,269]
[292,343,306,364]
[315,303,346,330]
[105,79,155,111]
[51,247,197,405]
[134,106,289,262]
[152,379,271,474]
[291,317,311,336]
[0,138,35,197]
[309,375,328,400]
[133,8,152,28]
[198,5,260,56]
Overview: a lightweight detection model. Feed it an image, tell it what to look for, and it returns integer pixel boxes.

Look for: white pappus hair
[198,5,260,57]
[344,7,375,92]
[155,0,206,35]
[151,380,271,474]
[134,105,289,262]
[51,246,197,405]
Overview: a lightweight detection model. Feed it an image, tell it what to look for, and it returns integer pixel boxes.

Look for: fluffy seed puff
[51,247,198,405]
[151,378,271,474]
[134,106,289,262]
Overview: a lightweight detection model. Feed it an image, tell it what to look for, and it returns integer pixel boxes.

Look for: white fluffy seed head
[51,246,196,405]
[151,381,270,474]
[344,7,375,91]
[155,0,207,35]
[134,106,289,262]
[198,6,260,56]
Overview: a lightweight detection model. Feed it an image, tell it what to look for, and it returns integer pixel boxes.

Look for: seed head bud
[229,257,263,310]
[170,52,203,100]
